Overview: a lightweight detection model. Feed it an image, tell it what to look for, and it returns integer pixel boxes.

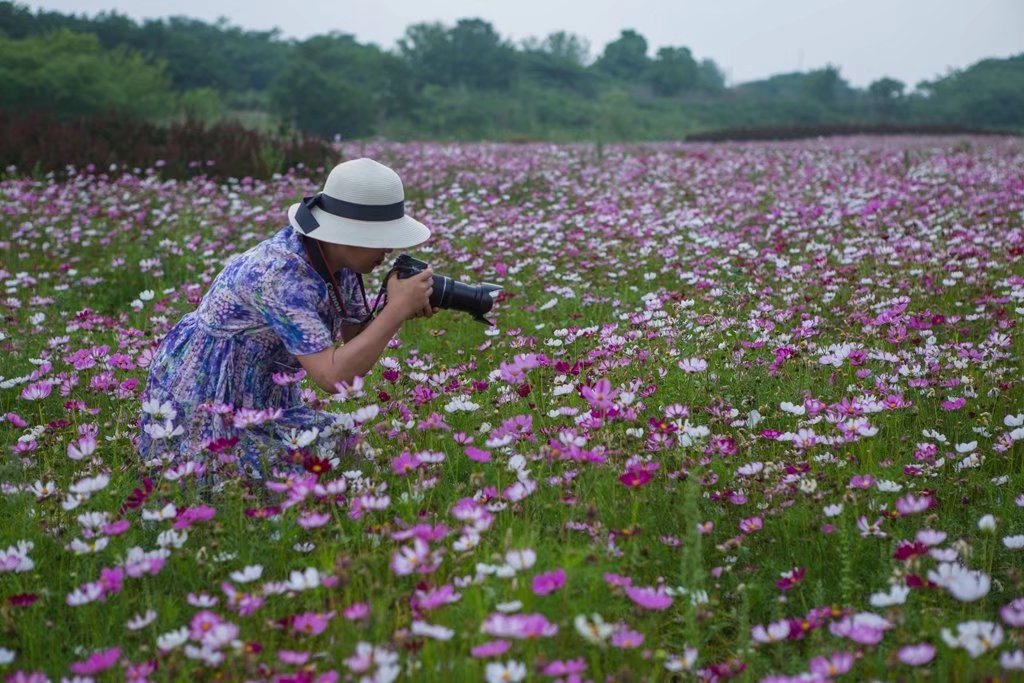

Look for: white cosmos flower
[977,514,997,532]
[69,474,109,495]
[67,537,109,554]
[411,620,454,640]
[869,584,909,608]
[0,647,14,665]
[485,660,527,683]
[495,600,523,613]
[946,569,991,602]
[1002,650,1024,671]
[126,609,158,630]
[143,503,178,521]
[140,399,176,421]
[139,289,155,301]
[1004,413,1024,427]
[444,397,481,413]
[157,627,189,652]
[955,441,978,453]
[823,504,844,517]
[504,548,536,571]
[144,420,183,440]
[574,613,615,644]
[780,401,806,415]
[941,621,1003,658]
[1003,535,1024,549]
[286,567,321,591]
[229,565,263,583]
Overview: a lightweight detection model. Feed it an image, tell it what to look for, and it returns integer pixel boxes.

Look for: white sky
[20,0,1024,88]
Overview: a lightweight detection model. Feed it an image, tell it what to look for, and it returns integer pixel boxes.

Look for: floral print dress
[138,226,372,473]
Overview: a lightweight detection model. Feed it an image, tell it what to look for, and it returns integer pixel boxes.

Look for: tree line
[1,1,1022,140]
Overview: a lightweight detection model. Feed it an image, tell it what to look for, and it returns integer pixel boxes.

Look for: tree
[648,46,698,96]
[594,29,649,80]
[538,31,590,66]
[268,34,391,137]
[0,29,172,119]
[801,65,845,104]
[697,58,726,92]
[399,18,515,91]
[868,77,905,100]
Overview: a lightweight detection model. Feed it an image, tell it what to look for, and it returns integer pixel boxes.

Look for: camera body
[392,254,501,325]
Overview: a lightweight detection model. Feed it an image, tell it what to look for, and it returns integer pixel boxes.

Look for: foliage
[1,1,1023,140]
[0,110,333,179]
[0,29,172,120]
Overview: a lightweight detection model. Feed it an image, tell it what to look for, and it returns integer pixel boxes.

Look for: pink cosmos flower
[297,511,331,529]
[189,610,223,641]
[471,640,511,658]
[173,505,216,529]
[343,602,371,621]
[625,584,673,610]
[481,612,558,639]
[739,516,763,533]
[532,568,566,596]
[279,649,311,665]
[1001,598,1024,627]
[69,647,121,675]
[610,626,644,648]
[541,658,587,675]
[580,379,618,410]
[292,611,334,636]
[809,651,854,677]
[466,446,492,463]
[391,451,421,475]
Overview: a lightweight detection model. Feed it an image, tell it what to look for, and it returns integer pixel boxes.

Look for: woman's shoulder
[232,227,323,291]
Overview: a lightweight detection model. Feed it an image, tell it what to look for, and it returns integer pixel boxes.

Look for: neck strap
[299,235,379,326]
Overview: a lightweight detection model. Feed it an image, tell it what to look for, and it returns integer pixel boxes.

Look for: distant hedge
[0,111,333,179]
[685,123,1019,142]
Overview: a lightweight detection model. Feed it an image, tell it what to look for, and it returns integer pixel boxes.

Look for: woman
[138,158,436,476]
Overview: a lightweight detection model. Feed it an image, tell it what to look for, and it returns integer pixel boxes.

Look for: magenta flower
[625,584,673,610]
[466,446,492,463]
[618,470,652,488]
[776,566,806,591]
[69,647,121,675]
[532,568,566,596]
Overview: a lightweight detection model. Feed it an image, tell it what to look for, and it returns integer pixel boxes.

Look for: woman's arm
[297,269,434,392]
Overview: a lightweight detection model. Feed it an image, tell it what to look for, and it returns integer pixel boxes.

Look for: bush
[0,110,333,179]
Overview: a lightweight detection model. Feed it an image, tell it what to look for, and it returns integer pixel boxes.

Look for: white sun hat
[287,158,431,248]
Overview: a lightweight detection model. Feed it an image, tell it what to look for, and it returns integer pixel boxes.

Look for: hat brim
[288,202,431,249]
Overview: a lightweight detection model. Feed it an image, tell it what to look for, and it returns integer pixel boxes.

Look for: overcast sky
[21,0,1024,88]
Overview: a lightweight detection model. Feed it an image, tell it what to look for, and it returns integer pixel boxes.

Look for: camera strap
[299,235,381,327]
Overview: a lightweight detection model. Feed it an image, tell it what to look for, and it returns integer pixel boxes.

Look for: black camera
[391,254,502,325]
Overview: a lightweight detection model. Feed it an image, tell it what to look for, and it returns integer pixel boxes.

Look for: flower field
[1,137,1023,681]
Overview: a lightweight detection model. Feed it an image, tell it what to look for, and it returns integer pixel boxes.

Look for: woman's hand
[387,269,434,321]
